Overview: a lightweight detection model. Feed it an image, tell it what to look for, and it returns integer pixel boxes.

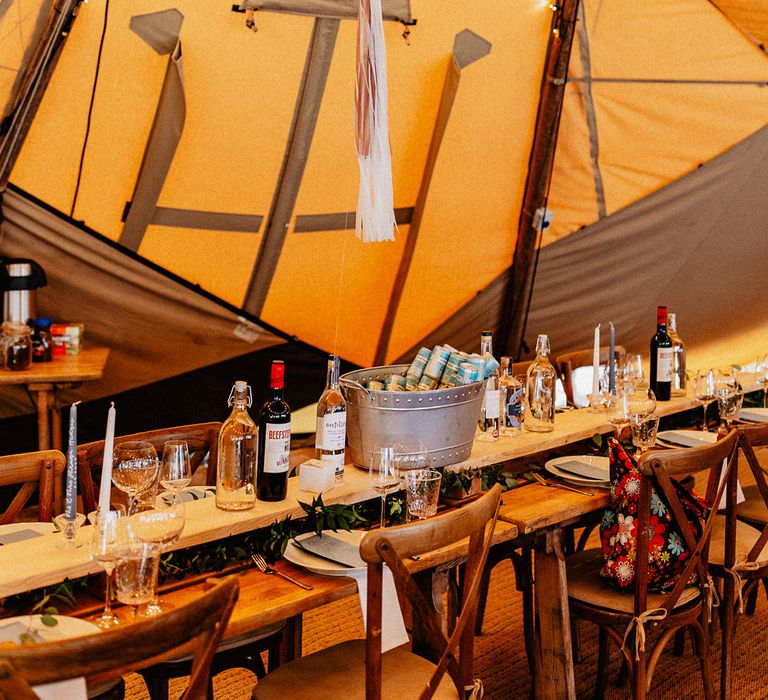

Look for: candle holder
[54,512,86,548]
[587,392,607,413]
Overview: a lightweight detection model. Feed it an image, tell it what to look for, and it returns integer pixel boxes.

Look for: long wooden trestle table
[0,383,754,697]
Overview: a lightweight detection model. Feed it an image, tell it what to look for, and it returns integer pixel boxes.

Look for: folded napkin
[555,459,609,481]
[0,529,44,546]
[740,409,768,423]
[292,534,366,568]
[717,459,745,510]
[662,431,716,448]
[347,567,409,653]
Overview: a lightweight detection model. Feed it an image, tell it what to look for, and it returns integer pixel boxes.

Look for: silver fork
[532,471,594,496]
[251,553,313,590]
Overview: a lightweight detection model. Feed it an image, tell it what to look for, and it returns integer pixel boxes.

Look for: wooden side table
[0,347,110,451]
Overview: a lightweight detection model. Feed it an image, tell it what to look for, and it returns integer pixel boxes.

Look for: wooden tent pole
[0,0,81,190]
[496,0,580,359]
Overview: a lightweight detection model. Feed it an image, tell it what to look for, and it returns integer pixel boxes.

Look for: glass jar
[3,322,32,371]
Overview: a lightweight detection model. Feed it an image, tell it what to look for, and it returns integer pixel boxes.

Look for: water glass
[403,469,442,520]
[630,414,660,453]
[114,542,161,619]
[715,376,743,428]
[160,440,192,493]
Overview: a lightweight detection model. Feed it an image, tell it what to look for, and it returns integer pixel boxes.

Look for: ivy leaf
[591,433,603,449]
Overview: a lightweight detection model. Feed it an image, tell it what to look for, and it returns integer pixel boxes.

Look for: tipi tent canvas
[0,0,767,443]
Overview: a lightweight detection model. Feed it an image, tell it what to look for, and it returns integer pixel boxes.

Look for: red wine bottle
[257,360,292,501]
[650,306,673,401]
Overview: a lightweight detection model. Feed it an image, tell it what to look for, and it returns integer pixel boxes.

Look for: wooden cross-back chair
[0,449,66,524]
[555,345,627,405]
[77,422,221,514]
[253,484,503,700]
[707,422,768,700]
[0,576,238,700]
[565,430,738,700]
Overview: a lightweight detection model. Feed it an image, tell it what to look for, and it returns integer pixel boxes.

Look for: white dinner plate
[0,522,56,546]
[740,407,768,423]
[544,456,610,485]
[283,529,367,576]
[0,615,99,646]
[656,430,718,449]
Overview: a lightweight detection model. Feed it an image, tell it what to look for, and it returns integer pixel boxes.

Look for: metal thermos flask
[0,259,47,324]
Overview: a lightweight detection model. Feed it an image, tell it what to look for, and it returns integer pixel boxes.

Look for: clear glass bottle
[478,331,500,437]
[499,357,525,436]
[315,354,347,481]
[667,312,687,397]
[215,380,257,511]
[2,322,32,371]
[525,334,556,432]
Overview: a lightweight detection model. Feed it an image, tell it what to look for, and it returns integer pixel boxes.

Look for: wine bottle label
[264,421,291,473]
[656,348,674,382]
[484,389,500,419]
[315,412,346,450]
[321,452,345,478]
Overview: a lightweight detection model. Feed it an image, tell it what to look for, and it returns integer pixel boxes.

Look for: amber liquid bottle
[257,361,292,501]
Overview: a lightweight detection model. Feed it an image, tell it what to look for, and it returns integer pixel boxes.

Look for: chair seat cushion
[567,549,700,613]
[709,514,768,568]
[736,485,768,525]
[252,639,459,700]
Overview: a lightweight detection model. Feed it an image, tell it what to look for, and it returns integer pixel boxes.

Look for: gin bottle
[478,331,500,437]
[216,380,257,511]
[315,354,347,481]
[499,357,524,436]
[667,312,687,397]
[525,334,556,432]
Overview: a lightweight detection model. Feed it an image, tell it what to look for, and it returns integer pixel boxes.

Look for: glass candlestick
[54,512,86,548]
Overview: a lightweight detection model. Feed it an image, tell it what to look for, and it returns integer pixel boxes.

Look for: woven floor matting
[123,559,768,699]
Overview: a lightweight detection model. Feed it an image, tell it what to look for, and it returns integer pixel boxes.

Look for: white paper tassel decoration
[355,0,396,243]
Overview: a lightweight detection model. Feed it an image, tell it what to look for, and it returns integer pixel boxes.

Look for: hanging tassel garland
[355,0,396,243]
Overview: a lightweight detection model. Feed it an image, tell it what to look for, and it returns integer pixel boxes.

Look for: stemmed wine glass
[622,354,645,391]
[88,507,127,628]
[126,493,186,615]
[114,542,161,620]
[694,370,716,431]
[628,387,656,419]
[369,445,400,529]
[606,389,631,438]
[112,441,160,514]
[160,440,192,495]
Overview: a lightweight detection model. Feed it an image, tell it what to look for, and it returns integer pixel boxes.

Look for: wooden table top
[0,347,109,385]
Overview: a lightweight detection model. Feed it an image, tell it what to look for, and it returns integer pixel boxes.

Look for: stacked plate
[544,456,610,488]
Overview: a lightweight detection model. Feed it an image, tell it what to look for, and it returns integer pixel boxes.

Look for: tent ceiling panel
[139,225,263,306]
[544,0,768,242]
[262,225,409,362]
[705,1,768,53]
[0,0,51,121]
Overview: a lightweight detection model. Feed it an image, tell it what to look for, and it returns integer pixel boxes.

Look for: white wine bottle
[315,354,347,481]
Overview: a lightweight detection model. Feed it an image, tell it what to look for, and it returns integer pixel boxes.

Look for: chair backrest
[735,423,768,562]
[359,484,502,700]
[0,575,238,700]
[0,450,66,524]
[555,345,627,404]
[633,430,739,617]
[77,422,221,513]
